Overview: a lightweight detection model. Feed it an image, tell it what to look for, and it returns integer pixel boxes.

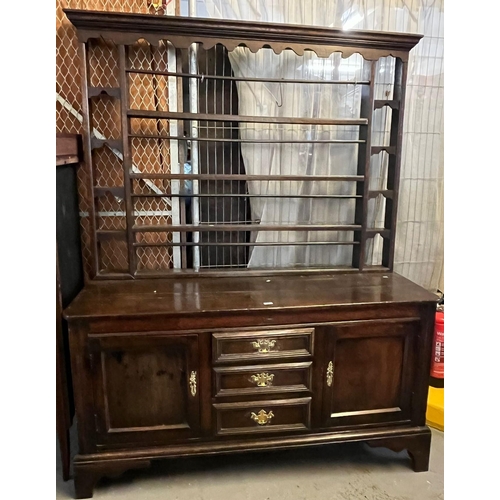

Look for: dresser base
[73,426,431,498]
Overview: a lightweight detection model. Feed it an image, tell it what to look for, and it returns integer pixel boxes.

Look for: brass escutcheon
[250,409,274,425]
[326,361,334,387]
[189,371,197,396]
[251,339,276,353]
[250,372,275,387]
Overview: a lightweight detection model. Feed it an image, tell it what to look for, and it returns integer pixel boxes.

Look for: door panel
[321,319,419,428]
[331,336,403,414]
[89,333,200,447]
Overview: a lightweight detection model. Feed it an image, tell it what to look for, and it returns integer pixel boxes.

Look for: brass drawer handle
[250,372,275,387]
[250,409,274,425]
[189,371,197,397]
[326,361,334,387]
[251,339,276,353]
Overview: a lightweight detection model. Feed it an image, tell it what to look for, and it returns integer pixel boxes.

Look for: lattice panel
[98,237,129,273]
[131,137,172,174]
[92,147,124,187]
[128,40,172,115]
[134,196,172,226]
[136,246,174,271]
[132,178,172,195]
[96,193,127,230]
[88,40,120,88]
[91,98,122,141]
[56,0,176,280]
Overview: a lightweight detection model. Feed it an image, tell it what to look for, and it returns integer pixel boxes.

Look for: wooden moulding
[56,133,82,166]
[63,9,422,61]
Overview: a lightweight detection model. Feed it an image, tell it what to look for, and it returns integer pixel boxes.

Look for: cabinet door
[320,319,418,428]
[88,333,200,447]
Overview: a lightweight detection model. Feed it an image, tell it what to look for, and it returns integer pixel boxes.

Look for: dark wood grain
[64,272,436,320]
[64,9,422,61]
[213,397,312,436]
[56,262,71,481]
[127,109,369,126]
[88,333,200,447]
[56,133,84,481]
[382,58,408,270]
[61,12,430,498]
[367,427,432,472]
[64,274,436,497]
[352,61,376,270]
[130,173,364,181]
[320,319,419,428]
[78,42,98,279]
[118,44,136,275]
[212,328,314,364]
[73,458,151,499]
[213,361,312,398]
[56,133,81,166]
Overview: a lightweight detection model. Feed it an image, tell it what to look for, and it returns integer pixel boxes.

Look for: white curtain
[188,0,444,291]
[227,49,367,268]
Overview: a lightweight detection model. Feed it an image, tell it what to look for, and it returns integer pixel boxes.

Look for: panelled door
[320,318,419,428]
[88,332,200,447]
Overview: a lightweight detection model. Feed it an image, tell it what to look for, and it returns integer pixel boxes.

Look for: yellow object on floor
[426,386,444,431]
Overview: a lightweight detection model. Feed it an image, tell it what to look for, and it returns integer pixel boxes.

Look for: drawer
[213,362,312,398]
[212,328,314,364]
[213,397,311,436]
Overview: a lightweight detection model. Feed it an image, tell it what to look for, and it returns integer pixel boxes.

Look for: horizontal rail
[127,109,368,126]
[133,224,360,233]
[131,193,361,199]
[129,134,364,144]
[126,69,371,86]
[131,266,391,278]
[134,241,358,247]
[130,173,364,182]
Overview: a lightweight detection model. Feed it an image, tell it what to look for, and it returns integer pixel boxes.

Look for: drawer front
[213,398,311,436]
[213,362,312,398]
[212,328,314,364]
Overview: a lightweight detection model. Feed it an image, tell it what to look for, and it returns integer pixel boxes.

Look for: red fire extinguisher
[430,305,444,388]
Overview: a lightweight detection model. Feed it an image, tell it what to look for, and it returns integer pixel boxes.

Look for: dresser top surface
[64,272,437,320]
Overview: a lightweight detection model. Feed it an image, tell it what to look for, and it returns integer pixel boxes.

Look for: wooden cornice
[64,9,422,60]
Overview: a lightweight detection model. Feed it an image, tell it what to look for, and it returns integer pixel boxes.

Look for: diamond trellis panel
[136,246,174,271]
[129,73,171,112]
[88,40,120,88]
[56,0,176,280]
[134,197,172,226]
[130,117,170,137]
[132,178,172,195]
[98,237,129,273]
[96,193,127,230]
[133,195,173,271]
[93,147,124,187]
[129,39,171,72]
[91,98,122,141]
[131,137,172,174]
[135,231,172,245]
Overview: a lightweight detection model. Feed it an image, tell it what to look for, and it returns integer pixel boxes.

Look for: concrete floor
[57,428,443,500]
